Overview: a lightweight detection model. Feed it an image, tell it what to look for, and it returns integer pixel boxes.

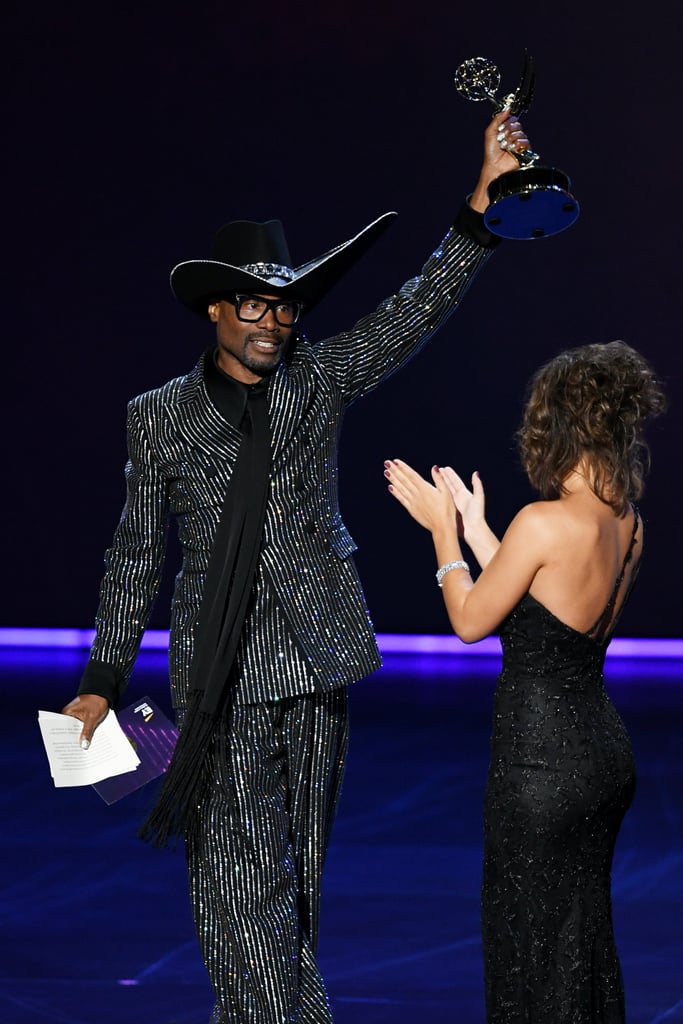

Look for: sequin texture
[483,583,638,1023]
[83,224,494,714]
[80,222,495,1022]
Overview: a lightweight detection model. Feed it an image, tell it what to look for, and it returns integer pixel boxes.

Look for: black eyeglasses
[230,294,303,327]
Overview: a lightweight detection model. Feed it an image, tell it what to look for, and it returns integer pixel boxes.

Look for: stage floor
[3,647,683,1024]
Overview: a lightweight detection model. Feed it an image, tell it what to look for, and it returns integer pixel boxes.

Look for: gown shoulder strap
[586,506,641,641]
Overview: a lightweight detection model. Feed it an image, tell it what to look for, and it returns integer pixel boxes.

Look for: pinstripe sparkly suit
[80,218,496,1023]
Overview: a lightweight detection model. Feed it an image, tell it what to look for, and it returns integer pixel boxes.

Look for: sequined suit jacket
[80,221,495,711]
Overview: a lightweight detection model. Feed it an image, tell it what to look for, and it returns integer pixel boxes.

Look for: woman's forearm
[464,522,500,570]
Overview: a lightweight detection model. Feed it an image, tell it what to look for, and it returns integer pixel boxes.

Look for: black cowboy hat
[170,212,396,316]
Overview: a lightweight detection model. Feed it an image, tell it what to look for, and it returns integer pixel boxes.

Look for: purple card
[92,696,179,805]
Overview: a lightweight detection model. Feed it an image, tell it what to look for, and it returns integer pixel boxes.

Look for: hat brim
[170,212,397,317]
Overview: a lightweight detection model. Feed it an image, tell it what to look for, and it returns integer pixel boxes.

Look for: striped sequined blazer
[80,222,495,710]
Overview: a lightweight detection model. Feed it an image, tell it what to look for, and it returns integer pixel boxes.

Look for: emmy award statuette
[454,54,579,239]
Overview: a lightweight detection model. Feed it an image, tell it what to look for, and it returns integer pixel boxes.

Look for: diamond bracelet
[435,560,470,587]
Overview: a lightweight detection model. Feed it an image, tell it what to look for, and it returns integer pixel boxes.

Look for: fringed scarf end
[137,691,217,849]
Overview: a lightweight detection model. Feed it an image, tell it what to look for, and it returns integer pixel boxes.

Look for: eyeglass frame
[228,293,304,327]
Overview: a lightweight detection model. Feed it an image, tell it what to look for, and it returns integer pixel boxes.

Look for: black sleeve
[454,199,502,250]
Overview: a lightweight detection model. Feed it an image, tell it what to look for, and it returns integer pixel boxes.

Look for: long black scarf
[139,369,271,848]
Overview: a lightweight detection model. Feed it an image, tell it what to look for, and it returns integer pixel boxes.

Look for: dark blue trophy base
[484,166,580,239]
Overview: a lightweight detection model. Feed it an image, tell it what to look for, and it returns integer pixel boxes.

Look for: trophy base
[484,166,579,239]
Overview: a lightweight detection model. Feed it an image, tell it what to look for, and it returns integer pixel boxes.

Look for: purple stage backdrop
[5,0,682,638]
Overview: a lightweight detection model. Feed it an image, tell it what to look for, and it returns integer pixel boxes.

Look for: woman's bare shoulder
[505,499,584,558]
[508,500,566,534]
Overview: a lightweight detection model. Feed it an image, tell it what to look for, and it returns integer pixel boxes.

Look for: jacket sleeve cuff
[78,659,124,710]
[454,200,502,250]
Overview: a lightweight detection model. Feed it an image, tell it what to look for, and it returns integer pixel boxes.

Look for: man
[62,109,528,1023]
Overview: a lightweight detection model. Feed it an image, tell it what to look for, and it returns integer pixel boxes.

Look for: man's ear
[208,302,219,321]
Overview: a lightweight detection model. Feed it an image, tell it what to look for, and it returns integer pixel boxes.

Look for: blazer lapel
[176,357,242,466]
[268,350,331,460]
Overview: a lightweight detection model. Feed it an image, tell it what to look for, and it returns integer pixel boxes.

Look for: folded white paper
[38,709,141,787]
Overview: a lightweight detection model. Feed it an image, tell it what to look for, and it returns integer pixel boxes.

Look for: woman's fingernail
[81,738,90,750]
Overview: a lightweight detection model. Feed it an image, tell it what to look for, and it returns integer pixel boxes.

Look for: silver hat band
[240,262,296,283]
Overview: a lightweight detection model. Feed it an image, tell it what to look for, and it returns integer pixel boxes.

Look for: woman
[383,340,666,1023]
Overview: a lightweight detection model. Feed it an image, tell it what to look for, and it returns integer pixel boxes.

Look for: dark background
[5,0,681,637]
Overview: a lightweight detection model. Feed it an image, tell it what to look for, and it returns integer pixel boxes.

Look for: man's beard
[239,334,289,377]
[239,351,283,377]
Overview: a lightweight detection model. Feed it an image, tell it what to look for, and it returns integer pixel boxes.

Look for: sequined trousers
[482,595,636,1023]
[186,689,349,1024]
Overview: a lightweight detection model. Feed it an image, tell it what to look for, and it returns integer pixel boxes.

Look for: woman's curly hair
[517,341,666,514]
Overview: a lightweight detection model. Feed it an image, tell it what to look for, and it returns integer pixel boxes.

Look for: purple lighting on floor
[1,628,682,659]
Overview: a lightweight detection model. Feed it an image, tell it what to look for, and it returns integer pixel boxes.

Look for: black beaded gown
[482,511,640,1023]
